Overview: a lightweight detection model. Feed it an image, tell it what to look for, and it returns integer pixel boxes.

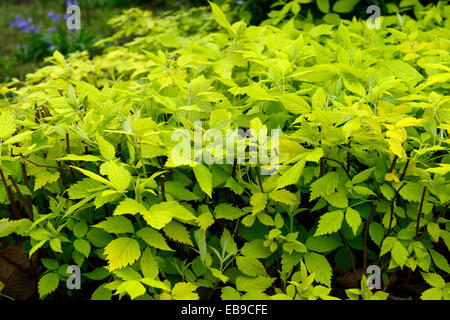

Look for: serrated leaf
[241,240,271,259]
[345,207,361,235]
[41,258,59,270]
[251,193,268,215]
[143,200,196,230]
[73,221,88,238]
[59,154,101,162]
[38,272,59,298]
[427,223,441,242]
[384,60,423,84]
[84,268,110,280]
[114,268,141,281]
[197,208,215,231]
[194,228,207,263]
[306,236,341,253]
[0,112,16,139]
[193,164,213,198]
[210,267,229,283]
[352,168,375,184]
[369,221,385,246]
[236,256,267,277]
[91,285,112,300]
[73,166,115,189]
[310,171,339,201]
[140,278,171,291]
[163,221,193,246]
[104,237,141,271]
[172,282,199,300]
[392,241,408,268]
[269,189,298,205]
[221,286,241,300]
[34,170,60,191]
[315,210,344,236]
[49,238,62,253]
[277,159,306,189]
[96,134,115,160]
[429,249,450,273]
[94,216,134,234]
[108,162,131,191]
[116,280,145,300]
[421,272,445,288]
[225,178,244,195]
[399,182,423,202]
[136,227,173,251]
[209,1,234,33]
[0,218,18,238]
[74,238,91,258]
[235,276,275,293]
[87,229,113,247]
[325,192,348,208]
[279,93,311,114]
[420,287,443,300]
[215,203,246,220]
[140,248,159,279]
[114,198,147,215]
[353,186,376,197]
[304,252,332,287]
[380,237,397,256]
[380,184,395,200]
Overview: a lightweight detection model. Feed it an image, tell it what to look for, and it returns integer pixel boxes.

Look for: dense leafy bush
[9,8,98,64]
[0,1,449,300]
[222,0,446,25]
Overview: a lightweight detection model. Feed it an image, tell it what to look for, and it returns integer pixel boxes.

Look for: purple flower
[17,20,29,32]
[48,27,57,34]
[67,0,78,7]
[9,15,39,34]
[47,10,61,23]
[28,25,39,34]
[10,16,24,29]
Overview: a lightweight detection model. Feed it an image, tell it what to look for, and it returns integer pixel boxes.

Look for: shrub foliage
[0,1,449,300]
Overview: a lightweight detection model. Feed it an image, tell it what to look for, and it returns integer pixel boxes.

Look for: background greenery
[0,0,208,83]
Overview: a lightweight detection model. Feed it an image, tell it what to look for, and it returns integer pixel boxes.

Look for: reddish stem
[8,174,33,220]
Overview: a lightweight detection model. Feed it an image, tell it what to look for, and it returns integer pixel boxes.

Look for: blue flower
[17,20,29,32]
[10,16,24,29]
[66,0,79,7]
[28,25,39,34]
[48,27,57,34]
[47,10,61,23]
